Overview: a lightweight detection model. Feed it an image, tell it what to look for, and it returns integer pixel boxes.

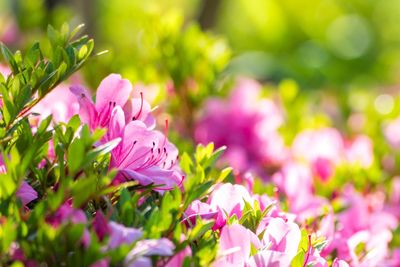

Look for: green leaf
[0,43,18,73]
[189,220,214,241]
[68,138,85,175]
[291,250,305,267]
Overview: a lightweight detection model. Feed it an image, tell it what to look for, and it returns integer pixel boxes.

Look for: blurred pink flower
[0,19,19,44]
[0,64,11,77]
[125,238,175,267]
[384,118,400,150]
[89,259,109,267]
[344,135,374,168]
[16,181,38,206]
[292,128,343,181]
[1,156,37,206]
[31,84,81,124]
[46,203,90,247]
[257,217,301,262]
[195,78,287,174]
[183,200,217,225]
[108,221,143,249]
[213,224,261,266]
[93,211,110,242]
[47,203,87,227]
[332,259,349,267]
[208,183,253,229]
[214,218,301,267]
[165,235,192,267]
[328,187,398,265]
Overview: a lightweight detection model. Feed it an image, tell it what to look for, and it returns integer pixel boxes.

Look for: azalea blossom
[70,74,183,191]
[195,78,287,174]
[107,107,183,190]
[16,181,38,206]
[214,219,301,267]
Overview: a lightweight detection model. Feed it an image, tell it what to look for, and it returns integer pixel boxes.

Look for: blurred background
[2,0,400,89]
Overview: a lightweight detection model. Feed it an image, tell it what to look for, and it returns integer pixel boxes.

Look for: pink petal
[95,74,132,112]
[16,181,38,205]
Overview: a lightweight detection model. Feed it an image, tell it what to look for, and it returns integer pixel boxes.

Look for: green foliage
[0,23,93,136]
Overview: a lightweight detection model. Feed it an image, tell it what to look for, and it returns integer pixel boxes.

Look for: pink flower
[165,235,192,267]
[71,74,182,191]
[384,118,400,149]
[1,157,37,206]
[47,203,87,227]
[257,217,301,262]
[93,211,110,242]
[124,238,175,267]
[195,78,286,174]
[70,74,132,130]
[16,181,38,206]
[71,74,155,131]
[214,224,261,266]
[0,19,19,44]
[214,219,301,267]
[292,128,344,164]
[327,187,398,265]
[0,64,11,77]
[31,84,81,124]
[89,259,109,267]
[344,135,373,168]
[46,203,90,247]
[332,259,349,267]
[183,200,217,225]
[108,221,143,249]
[108,108,183,190]
[208,183,253,229]
[292,128,344,181]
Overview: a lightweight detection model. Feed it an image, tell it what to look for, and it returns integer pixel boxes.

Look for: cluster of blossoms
[195,78,400,266]
[2,58,400,266]
[195,78,287,174]
[184,182,350,266]
[1,66,185,266]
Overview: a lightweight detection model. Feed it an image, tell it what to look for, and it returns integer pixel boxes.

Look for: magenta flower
[71,74,182,191]
[384,118,400,150]
[46,203,90,247]
[292,128,343,181]
[213,224,261,266]
[344,135,374,168]
[47,203,87,227]
[195,78,287,174]
[124,238,175,267]
[208,183,253,229]
[0,64,11,77]
[165,237,191,267]
[1,156,38,206]
[257,217,301,263]
[31,83,82,124]
[107,107,183,190]
[93,212,110,242]
[16,181,38,206]
[183,200,217,225]
[70,74,133,130]
[71,73,155,131]
[332,259,349,267]
[214,219,301,267]
[108,221,143,249]
[327,187,398,265]
[292,128,374,181]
